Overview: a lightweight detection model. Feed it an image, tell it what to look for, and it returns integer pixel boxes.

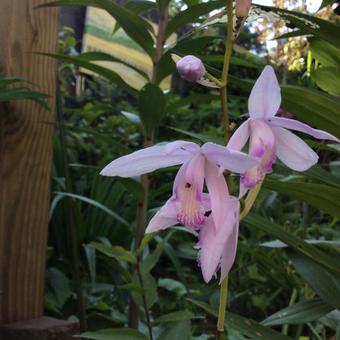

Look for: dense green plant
[43,1,340,339]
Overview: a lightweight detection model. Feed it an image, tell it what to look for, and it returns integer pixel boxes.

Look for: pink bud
[236,0,252,18]
[176,55,206,82]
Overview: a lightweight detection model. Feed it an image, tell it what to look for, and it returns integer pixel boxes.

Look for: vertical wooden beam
[0,0,59,325]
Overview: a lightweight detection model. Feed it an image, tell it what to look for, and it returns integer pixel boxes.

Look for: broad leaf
[41,53,138,96]
[165,0,225,38]
[262,299,334,326]
[155,310,193,324]
[78,328,148,339]
[264,180,340,220]
[90,242,136,264]
[244,213,340,278]
[311,67,340,96]
[288,250,340,310]
[158,320,191,340]
[257,5,340,48]
[309,38,340,68]
[139,83,166,135]
[188,299,292,340]
[281,85,340,137]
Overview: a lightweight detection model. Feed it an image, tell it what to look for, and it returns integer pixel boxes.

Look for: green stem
[128,5,168,338]
[56,84,87,332]
[217,277,228,339]
[220,0,234,144]
[239,181,263,220]
[216,1,234,338]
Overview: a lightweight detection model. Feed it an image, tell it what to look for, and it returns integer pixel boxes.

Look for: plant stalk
[128,6,168,337]
[216,0,234,338]
[56,84,87,332]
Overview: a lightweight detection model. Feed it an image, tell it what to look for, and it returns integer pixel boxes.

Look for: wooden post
[0,0,59,325]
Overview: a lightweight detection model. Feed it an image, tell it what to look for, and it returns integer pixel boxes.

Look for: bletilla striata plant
[101,63,338,283]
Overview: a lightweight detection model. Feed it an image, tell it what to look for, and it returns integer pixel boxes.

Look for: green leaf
[121,111,142,125]
[156,310,193,324]
[311,67,340,96]
[303,166,340,188]
[288,250,340,310]
[309,38,340,68]
[158,320,191,340]
[188,299,292,340]
[46,268,72,308]
[172,36,220,55]
[257,5,340,48]
[139,83,166,135]
[165,0,225,38]
[0,77,31,87]
[0,87,49,110]
[53,192,130,227]
[168,126,224,144]
[41,0,155,58]
[77,52,149,79]
[281,85,340,139]
[202,55,261,69]
[78,328,148,339]
[41,53,137,96]
[136,233,157,257]
[113,0,156,33]
[158,278,187,296]
[141,242,164,274]
[131,272,158,308]
[264,180,340,220]
[90,242,136,264]
[243,213,340,278]
[262,299,334,326]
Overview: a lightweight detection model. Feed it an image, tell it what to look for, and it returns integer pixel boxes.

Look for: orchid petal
[173,161,206,228]
[145,198,178,233]
[220,198,240,282]
[248,65,281,119]
[227,119,250,151]
[100,141,196,177]
[198,217,226,283]
[199,197,239,283]
[205,161,229,234]
[185,153,205,195]
[268,117,339,142]
[240,119,276,189]
[272,126,318,171]
[202,142,258,173]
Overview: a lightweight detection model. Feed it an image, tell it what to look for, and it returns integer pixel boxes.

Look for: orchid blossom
[227,65,339,196]
[101,141,257,282]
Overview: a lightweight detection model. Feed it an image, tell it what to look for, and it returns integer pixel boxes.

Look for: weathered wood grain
[0,0,59,324]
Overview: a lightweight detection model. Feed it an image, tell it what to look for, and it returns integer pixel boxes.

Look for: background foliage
[29,0,340,339]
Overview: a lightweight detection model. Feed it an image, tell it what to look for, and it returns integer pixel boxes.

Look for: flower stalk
[128,5,168,337]
[216,0,234,338]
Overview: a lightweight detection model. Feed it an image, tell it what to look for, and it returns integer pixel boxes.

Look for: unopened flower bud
[236,0,252,18]
[176,55,206,82]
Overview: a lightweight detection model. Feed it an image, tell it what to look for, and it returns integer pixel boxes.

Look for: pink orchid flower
[227,65,339,196]
[101,141,257,282]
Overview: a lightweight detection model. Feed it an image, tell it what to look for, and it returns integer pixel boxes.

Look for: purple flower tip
[176,55,206,82]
